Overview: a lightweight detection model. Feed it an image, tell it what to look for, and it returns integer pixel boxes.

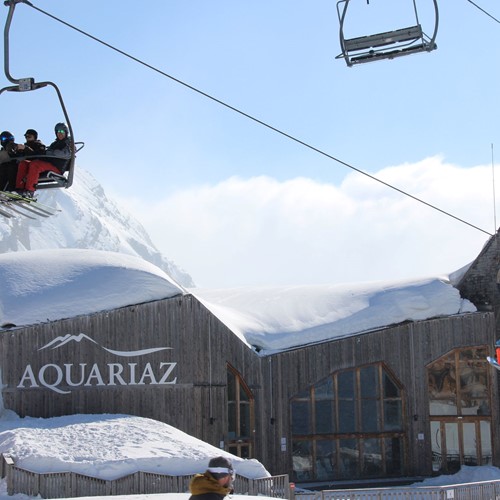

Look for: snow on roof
[0,249,184,328]
[0,249,476,355]
[191,277,477,355]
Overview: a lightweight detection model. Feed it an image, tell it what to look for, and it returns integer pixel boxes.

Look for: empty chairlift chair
[336,0,439,67]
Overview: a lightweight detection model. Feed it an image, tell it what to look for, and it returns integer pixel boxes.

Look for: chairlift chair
[336,0,439,67]
[1,0,83,189]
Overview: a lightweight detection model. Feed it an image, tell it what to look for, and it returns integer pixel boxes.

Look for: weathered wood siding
[261,312,498,477]
[0,291,496,480]
[0,294,262,456]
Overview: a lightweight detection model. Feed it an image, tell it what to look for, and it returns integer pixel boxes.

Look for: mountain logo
[38,333,172,358]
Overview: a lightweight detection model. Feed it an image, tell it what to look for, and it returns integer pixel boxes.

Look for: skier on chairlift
[15,122,71,198]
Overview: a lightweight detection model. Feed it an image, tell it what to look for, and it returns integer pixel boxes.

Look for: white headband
[208,467,232,474]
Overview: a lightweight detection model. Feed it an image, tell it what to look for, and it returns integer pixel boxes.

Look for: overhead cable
[466,0,500,24]
[20,0,493,237]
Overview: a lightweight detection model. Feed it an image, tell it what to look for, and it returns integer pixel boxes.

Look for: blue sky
[2,0,500,287]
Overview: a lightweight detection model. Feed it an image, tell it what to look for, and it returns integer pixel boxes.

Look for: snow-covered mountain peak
[0,168,194,287]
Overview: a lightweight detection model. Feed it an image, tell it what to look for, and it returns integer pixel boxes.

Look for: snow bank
[0,413,269,481]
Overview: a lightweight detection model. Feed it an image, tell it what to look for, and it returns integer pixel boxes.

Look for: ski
[0,200,37,219]
[0,191,59,216]
[9,199,53,217]
[5,200,49,218]
[0,194,51,218]
[0,204,14,218]
[487,356,500,371]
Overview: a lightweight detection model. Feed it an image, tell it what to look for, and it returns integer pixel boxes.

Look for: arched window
[427,346,492,473]
[290,363,405,481]
[227,364,254,458]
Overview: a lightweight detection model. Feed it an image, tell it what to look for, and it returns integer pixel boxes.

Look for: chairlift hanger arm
[2,0,77,189]
[3,0,33,84]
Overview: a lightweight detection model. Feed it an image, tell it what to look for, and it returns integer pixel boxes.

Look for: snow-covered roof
[0,249,184,328]
[191,278,476,355]
[0,249,476,355]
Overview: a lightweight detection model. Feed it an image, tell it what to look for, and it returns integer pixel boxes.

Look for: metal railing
[294,479,500,500]
[1,453,291,499]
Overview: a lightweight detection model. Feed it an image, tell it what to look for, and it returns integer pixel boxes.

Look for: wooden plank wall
[0,292,497,480]
[260,312,497,477]
[0,295,263,460]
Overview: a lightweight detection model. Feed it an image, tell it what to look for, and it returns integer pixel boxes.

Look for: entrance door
[428,347,492,474]
[430,419,492,473]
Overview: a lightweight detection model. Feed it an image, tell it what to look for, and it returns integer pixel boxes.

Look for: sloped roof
[0,249,476,357]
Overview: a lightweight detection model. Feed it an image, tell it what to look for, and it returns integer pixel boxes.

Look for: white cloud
[118,157,493,287]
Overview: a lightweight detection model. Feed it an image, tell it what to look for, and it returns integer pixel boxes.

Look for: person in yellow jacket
[189,456,235,500]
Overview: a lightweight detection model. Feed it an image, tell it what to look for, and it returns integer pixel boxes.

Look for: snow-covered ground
[0,412,268,480]
[0,412,499,500]
[0,411,269,500]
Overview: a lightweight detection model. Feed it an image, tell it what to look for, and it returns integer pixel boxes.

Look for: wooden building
[1,236,500,485]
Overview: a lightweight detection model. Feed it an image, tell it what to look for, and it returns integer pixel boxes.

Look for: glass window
[290,363,405,481]
[428,347,493,472]
[316,440,336,481]
[428,347,490,417]
[338,438,358,479]
[430,421,442,472]
[292,440,313,481]
[227,401,236,438]
[338,370,354,398]
[383,372,400,398]
[445,422,461,474]
[360,365,378,398]
[428,356,458,416]
[227,369,236,400]
[292,401,310,435]
[226,365,254,458]
[240,403,251,438]
[362,438,382,476]
[384,400,402,431]
[480,421,492,465]
[462,422,478,466]
[338,399,356,433]
[459,350,489,415]
[315,399,334,434]
[361,399,379,432]
[240,384,249,402]
[315,377,334,400]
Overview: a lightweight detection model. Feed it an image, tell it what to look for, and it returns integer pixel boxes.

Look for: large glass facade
[291,363,405,481]
[428,347,492,473]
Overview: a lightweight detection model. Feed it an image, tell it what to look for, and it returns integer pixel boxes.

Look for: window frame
[290,362,406,481]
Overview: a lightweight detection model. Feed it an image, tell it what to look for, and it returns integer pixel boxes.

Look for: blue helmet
[0,131,14,147]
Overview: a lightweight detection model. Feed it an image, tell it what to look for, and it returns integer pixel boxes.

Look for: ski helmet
[207,456,234,480]
[0,131,14,146]
[25,129,38,139]
[54,122,69,136]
